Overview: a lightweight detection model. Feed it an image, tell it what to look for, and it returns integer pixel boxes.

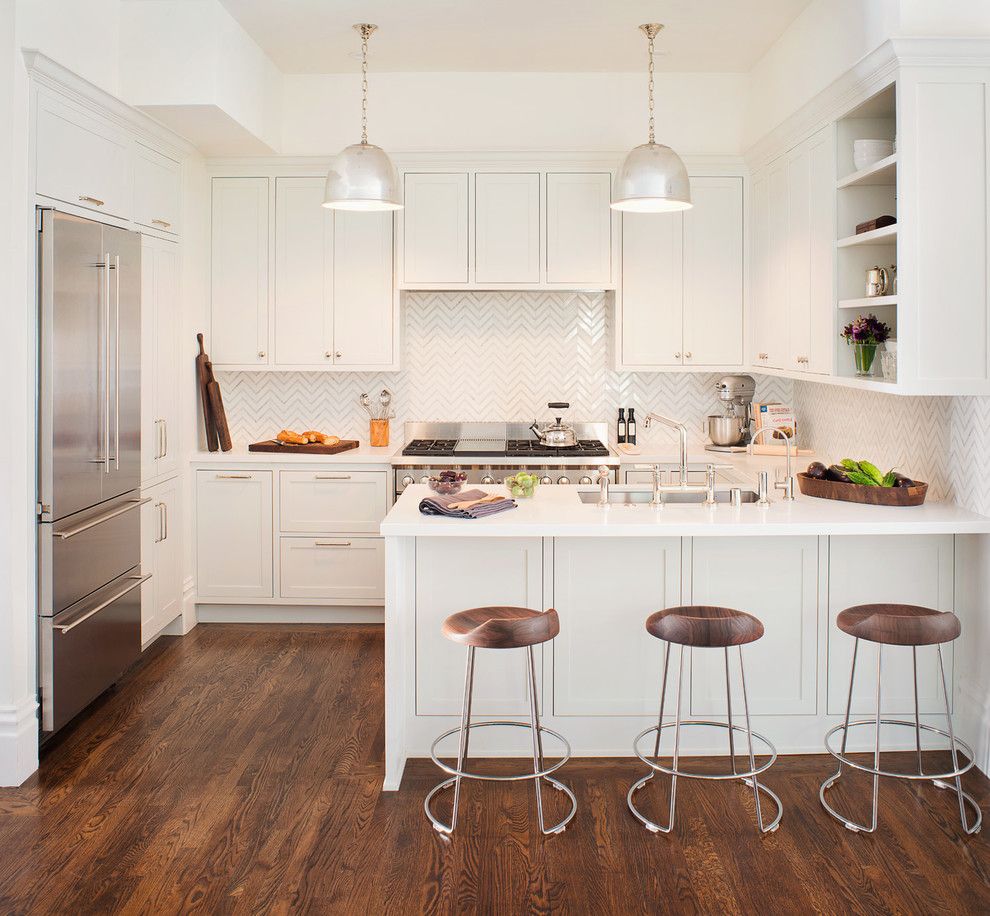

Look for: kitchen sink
[577,488,760,505]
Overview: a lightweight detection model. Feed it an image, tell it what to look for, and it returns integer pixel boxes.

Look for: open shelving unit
[834,83,898,384]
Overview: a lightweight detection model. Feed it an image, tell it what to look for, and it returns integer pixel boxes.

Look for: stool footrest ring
[632,721,778,781]
[429,720,571,782]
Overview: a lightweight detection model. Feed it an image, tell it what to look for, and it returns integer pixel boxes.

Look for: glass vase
[850,340,880,377]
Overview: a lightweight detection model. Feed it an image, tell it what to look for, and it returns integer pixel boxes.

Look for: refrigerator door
[102,224,142,502]
[38,210,107,521]
[39,565,148,734]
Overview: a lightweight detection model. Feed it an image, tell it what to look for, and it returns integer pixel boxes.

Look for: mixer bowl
[706,415,746,447]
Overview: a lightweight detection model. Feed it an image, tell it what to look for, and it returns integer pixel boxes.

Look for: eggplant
[892,473,916,488]
[825,464,853,483]
[805,461,828,480]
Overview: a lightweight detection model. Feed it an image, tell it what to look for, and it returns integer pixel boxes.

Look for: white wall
[280,71,747,155]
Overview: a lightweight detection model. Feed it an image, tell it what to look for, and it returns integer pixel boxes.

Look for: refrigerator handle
[103,251,111,475]
[113,254,120,470]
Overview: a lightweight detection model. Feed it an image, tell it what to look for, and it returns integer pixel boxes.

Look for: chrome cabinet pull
[314,541,351,548]
[53,574,151,633]
[161,419,168,459]
[162,501,168,542]
[154,502,164,543]
[216,473,252,479]
[315,474,351,480]
[103,253,111,474]
[151,218,171,228]
[113,254,120,470]
[79,195,105,206]
[53,497,152,539]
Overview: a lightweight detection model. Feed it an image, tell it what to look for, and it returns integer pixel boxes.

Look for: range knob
[578,475,593,485]
[481,475,496,485]
[557,475,571,485]
[419,475,430,484]
[540,475,553,485]
[401,475,415,488]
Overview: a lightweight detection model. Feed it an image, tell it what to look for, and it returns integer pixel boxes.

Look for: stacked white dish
[853,139,895,171]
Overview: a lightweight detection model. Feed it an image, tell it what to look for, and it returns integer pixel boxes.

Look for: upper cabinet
[398,166,616,290]
[132,143,181,236]
[211,174,397,371]
[617,175,743,370]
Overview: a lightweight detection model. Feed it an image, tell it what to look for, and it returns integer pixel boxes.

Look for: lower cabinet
[415,537,544,716]
[141,477,181,644]
[279,537,384,601]
[196,470,274,599]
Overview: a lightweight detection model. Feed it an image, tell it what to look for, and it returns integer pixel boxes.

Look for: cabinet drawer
[36,91,131,219]
[133,143,180,235]
[279,470,386,534]
[279,537,384,601]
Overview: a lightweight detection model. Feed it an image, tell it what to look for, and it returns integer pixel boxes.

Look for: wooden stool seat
[837,604,960,646]
[442,606,560,649]
[646,605,764,647]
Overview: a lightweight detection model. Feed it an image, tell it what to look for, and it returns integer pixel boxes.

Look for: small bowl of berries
[428,470,467,495]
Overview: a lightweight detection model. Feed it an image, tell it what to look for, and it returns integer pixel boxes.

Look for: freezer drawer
[40,566,149,733]
[38,492,147,616]
[279,536,385,601]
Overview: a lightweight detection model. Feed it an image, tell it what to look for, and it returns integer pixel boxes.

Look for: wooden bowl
[796,473,928,506]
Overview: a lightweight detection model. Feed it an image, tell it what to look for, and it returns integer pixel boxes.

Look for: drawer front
[279,537,385,601]
[36,92,131,219]
[279,470,387,534]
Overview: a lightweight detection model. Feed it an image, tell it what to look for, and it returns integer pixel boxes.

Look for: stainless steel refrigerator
[36,209,149,737]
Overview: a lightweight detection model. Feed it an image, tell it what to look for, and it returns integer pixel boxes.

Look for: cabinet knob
[258,350,266,358]
[325,351,332,358]
[674,352,681,359]
[684,351,692,359]
[335,351,342,359]
[758,352,769,360]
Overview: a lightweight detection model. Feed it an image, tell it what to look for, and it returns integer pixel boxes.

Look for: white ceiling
[215,0,812,74]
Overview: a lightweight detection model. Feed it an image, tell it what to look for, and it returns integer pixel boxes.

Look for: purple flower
[841,314,890,345]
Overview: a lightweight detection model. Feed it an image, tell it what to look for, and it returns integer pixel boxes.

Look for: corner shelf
[836,154,898,189]
[837,224,897,248]
[838,295,897,309]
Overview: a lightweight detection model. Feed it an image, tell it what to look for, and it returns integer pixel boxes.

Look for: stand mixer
[705,375,756,452]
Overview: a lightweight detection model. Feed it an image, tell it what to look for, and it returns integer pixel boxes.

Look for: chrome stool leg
[429,646,476,835]
[739,647,782,832]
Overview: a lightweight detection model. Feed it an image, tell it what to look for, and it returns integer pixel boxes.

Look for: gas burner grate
[401,438,457,456]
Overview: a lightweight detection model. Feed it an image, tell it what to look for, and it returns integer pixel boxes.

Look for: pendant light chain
[647,31,655,145]
[359,24,371,145]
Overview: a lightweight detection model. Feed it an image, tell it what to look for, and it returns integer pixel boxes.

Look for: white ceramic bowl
[853,139,894,171]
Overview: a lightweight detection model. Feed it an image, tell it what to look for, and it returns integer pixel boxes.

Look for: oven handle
[53,574,151,633]
[53,497,151,539]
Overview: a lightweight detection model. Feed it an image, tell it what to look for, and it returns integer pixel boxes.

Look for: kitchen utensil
[853,139,894,170]
[359,392,375,418]
[196,333,220,452]
[797,472,927,506]
[529,402,578,448]
[866,265,891,297]
[379,388,392,419]
[204,361,232,451]
[705,414,747,447]
[248,439,359,455]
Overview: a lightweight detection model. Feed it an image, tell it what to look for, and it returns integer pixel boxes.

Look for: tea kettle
[530,402,578,448]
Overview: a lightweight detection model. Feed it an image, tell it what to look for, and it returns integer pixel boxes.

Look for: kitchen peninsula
[381,479,990,791]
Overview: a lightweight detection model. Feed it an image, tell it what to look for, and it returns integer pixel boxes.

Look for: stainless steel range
[392,422,619,497]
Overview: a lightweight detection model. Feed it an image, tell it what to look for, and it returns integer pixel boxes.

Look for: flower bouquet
[841,314,891,376]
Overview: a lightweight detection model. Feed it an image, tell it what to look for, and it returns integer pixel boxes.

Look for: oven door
[39,565,149,733]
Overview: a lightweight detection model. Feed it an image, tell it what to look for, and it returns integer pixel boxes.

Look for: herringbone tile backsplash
[217,291,791,452]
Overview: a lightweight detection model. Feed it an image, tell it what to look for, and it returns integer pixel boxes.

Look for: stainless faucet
[597,465,610,507]
[642,413,690,486]
[750,427,796,500]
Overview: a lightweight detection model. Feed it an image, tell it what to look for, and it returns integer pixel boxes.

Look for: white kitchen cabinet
[274,177,332,366]
[211,177,270,366]
[141,478,181,644]
[140,235,179,484]
[133,143,181,236]
[545,172,612,286]
[35,89,131,220]
[752,159,790,369]
[402,172,469,285]
[552,538,681,716]
[689,537,819,716]
[474,172,541,284]
[827,535,953,715]
[333,210,394,366]
[415,537,543,716]
[278,470,387,535]
[279,536,385,602]
[196,470,273,599]
[618,175,743,369]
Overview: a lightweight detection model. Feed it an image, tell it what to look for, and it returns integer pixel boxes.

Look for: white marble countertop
[190,442,401,465]
[380,482,990,538]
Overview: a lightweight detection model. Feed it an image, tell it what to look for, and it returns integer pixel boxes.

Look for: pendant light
[611,24,691,213]
[323,23,402,211]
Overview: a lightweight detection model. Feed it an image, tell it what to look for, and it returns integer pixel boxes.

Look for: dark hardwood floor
[1,624,988,914]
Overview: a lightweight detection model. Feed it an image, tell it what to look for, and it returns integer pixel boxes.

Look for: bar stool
[820,603,982,835]
[628,605,782,835]
[425,606,577,836]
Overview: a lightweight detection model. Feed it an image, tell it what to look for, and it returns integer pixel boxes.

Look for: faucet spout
[643,413,690,486]
[750,427,796,501]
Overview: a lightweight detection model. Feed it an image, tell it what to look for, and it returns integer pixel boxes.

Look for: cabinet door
[553,538,681,715]
[416,538,543,716]
[141,481,181,644]
[827,536,953,715]
[683,177,744,366]
[690,537,819,716]
[35,91,131,219]
[279,537,384,601]
[278,470,387,534]
[750,168,771,368]
[402,173,469,284]
[133,144,180,235]
[196,470,273,598]
[474,173,540,284]
[274,177,332,366]
[545,173,612,285]
[762,159,791,369]
[619,212,683,366]
[807,127,835,375]
[786,145,813,372]
[333,210,394,366]
[211,177,269,366]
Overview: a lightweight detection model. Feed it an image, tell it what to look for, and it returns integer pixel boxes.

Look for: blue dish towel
[419,488,517,519]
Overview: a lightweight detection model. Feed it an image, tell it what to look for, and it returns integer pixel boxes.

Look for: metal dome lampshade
[611,24,691,213]
[323,24,402,211]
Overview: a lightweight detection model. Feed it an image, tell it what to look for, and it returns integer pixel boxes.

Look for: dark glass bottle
[617,408,627,444]
[627,408,637,445]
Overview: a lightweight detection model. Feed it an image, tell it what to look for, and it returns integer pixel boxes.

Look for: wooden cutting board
[196,333,219,452]
[248,439,360,455]
[205,360,232,452]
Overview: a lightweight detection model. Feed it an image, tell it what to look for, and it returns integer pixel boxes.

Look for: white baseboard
[0,695,38,786]
[196,603,384,624]
[955,679,990,777]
